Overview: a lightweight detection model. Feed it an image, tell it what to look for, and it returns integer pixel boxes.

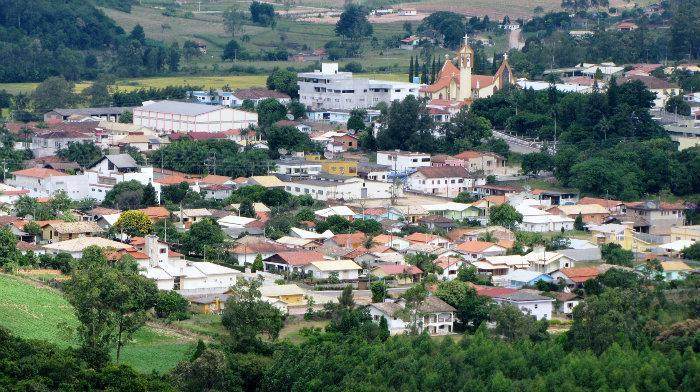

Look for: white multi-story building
[376,150,431,173]
[368,296,456,335]
[283,174,400,201]
[133,100,258,133]
[406,166,485,197]
[298,63,420,110]
[490,291,555,320]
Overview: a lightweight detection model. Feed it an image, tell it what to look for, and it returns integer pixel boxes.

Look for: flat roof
[138,100,228,116]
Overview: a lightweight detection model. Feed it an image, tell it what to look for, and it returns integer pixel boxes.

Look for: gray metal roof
[139,100,226,116]
[495,291,554,302]
[105,154,138,168]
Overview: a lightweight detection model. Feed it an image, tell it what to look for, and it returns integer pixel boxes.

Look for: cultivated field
[0,274,192,373]
[0,73,407,95]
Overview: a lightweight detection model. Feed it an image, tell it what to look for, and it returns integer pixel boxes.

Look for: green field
[0,72,406,95]
[0,274,191,373]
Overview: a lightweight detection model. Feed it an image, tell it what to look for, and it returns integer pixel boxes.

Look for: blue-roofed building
[504,269,554,288]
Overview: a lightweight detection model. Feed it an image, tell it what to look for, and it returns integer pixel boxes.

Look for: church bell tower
[457,34,474,101]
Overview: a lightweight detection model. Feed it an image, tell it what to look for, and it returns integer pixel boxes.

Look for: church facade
[420,36,514,105]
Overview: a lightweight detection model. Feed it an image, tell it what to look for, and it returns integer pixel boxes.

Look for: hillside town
[0,0,699,390]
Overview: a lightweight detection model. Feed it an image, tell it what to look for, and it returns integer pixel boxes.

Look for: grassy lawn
[114,327,193,374]
[174,313,227,339]
[0,274,192,373]
[278,319,329,344]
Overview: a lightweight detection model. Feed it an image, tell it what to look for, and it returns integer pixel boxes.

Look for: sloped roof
[12,168,69,178]
[43,237,132,252]
[557,267,600,283]
[201,174,232,185]
[233,88,290,100]
[455,240,504,253]
[373,263,422,275]
[273,251,326,266]
[47,221,103,234]
[308,259,361,271]
[404,232,447,244]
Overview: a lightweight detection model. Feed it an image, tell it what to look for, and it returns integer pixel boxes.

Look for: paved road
[508,28,525,50]
[492,130,546,154]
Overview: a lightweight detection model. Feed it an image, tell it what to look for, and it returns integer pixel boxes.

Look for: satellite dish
[278,148,288,155]
[286,114,294,120]
[323,151,333,159]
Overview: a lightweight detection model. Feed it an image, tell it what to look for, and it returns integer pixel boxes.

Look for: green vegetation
[0,274,78,347]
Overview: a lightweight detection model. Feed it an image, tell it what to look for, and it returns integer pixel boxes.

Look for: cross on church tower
[463,33,469,46]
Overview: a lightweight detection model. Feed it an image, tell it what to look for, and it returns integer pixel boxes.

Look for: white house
[272,158,323,178]
[525,248,575,274]
[138,235,240,294]
[407,166,485,198]
[491,291,555,320]
[132,100,258,133]
[284,175,400,201]
[514,203,574,232]
[368,296,456,335]
[298,63,420,110]
[376,150,431,173]
[190,89,290,107]
[302,259,361,280]
[43,236,133,259]
[454,240,507,262]
[31,127,95,158]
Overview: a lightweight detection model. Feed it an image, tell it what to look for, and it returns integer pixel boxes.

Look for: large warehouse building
[132,100,258,133]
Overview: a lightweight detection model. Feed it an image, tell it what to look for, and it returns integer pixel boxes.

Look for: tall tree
[221,277,284,353]
[31,76,79,113]
[408,55,414,82]
[335,4,373,40]
[64,246,157,367]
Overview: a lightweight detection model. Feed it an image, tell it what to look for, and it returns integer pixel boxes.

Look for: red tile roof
[455,240,502,253]
[415,166,470,179]
[404,232,446,244]
[474,286,518,298]
[201,174,232,185]
[139,207,170,220]
[557,267,600,283]
[11,168,70,178]
[274,251,325,266]
[331,232,367,248]
[578,197,623,209]
[373,264,422,275]
[154,175,198,185]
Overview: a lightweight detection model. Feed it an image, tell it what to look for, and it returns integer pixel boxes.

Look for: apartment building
[298,63,419,110]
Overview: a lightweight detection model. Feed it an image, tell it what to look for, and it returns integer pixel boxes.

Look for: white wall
[376,152,431,172]
[133,107,257,132]
[495,299,553,320]
[369,306,407,334]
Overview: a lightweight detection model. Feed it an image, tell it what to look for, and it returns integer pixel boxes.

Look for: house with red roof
[443,151,506,176]
[454,240,507,261]
[371,263,423,284]
[230,241,289,265]
[7,168,70,197]
[406,166,485,198]
[404,232,450,248]
[550,267,601,288]
[263,250,327,273]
